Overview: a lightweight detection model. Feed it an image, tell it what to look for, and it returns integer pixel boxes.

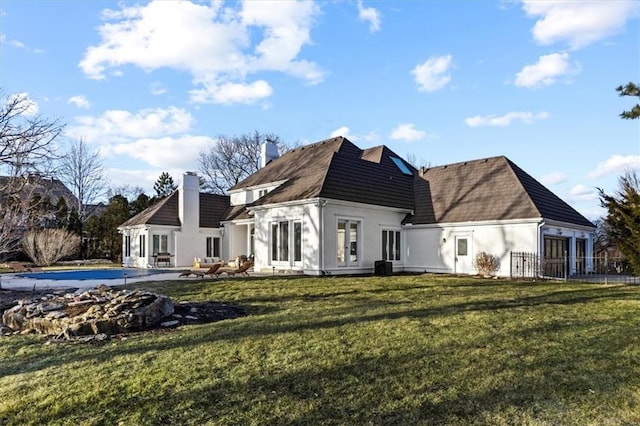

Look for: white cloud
[390,123,426,142]
[357,0,381,32]
[189,80,273,105]
[412,54,453,92]
[79,0,323,104]
[465,111,549,127]
[68,95,91,109]
[111,135,213,170]
[67,106,193,144]
[521,0,640,50]
[329,127,379,143]
[539,172,568,186]
[588,155,640,178]
[0,33,25,49]
[514,52,579,89]
[8,92,38,116]
[569,184,598,202]
[150,82,167,95]
[330,126,351,139]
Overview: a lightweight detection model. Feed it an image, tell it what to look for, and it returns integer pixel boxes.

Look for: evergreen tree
[131,193,152,215]
[85,194,131,261]
[54,197,69,229]
[598,172,640,275]
[67,208,83,235]
[616,82,640,120]
[153,172,177,198]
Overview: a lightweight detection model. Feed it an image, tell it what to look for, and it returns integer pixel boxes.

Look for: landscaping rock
[0,287,247,342]
[1,287,174,337]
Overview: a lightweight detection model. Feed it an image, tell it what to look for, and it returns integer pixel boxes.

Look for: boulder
[1,287,174,337]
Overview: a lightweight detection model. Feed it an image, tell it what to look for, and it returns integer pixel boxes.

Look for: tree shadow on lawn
[2,284,638,381]
[7,336,636,426]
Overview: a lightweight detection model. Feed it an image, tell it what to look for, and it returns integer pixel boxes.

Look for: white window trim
[381,227,402,263]
[337,217,361,267]
[270,218,303,266]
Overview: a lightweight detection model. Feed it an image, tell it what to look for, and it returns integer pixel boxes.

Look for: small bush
[22,229,81,266]
[474,252,500,276]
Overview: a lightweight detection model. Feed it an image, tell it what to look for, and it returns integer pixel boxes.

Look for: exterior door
[454,235,472,274]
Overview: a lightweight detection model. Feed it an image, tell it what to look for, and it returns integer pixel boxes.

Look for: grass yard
[1,274,639,425]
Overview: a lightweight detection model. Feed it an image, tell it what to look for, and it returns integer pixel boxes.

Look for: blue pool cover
[17,268,171,281]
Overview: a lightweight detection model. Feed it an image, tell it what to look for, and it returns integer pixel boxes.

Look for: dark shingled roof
[230,136,416,211]
[0,175,78,208]
[120,140,593,231]
[120,192,230,228]
[408,156,594,227]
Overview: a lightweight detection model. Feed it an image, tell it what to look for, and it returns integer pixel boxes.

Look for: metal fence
[510,251,639,284]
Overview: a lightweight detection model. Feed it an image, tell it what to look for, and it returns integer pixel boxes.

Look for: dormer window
[258,189,268,198]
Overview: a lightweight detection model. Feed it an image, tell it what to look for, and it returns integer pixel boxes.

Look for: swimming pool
[17,268,171,281]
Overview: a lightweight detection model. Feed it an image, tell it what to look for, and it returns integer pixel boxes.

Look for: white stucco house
[118,136,595,277]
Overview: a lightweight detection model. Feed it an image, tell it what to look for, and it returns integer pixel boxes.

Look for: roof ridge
[422,155,507,171]
[501,157,542,217]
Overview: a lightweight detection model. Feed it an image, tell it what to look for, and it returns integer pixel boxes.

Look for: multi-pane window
[271,220,302,263]
[139,235,146,258]
[124,235,131,257]
[206,237,220,258]
[153,234,168,254]
[382,230,401,261]
[337,219,359,265]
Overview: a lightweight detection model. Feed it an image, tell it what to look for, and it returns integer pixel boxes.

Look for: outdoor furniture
[9,262,32,273]
[153,252,172,267]
[214,260,254,277]
[203,264,222,277]
[178,270,206,278]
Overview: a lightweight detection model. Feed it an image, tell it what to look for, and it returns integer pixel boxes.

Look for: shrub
[22,229,81,266]
[474,252,500,277]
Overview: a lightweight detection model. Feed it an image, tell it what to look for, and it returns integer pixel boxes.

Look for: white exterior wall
[404,220,540,277]
[250,199,409,275]
[229,181,287,207]
[319,200,409,275]
[175,228,222,267]
[252,202,321,273]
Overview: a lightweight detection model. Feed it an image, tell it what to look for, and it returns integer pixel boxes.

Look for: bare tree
[0,90,64,258]
[0,92,62,174]
[58,138,106,224]
[198,131,285,194]
[405,152,430,170]
[22,228,81,266]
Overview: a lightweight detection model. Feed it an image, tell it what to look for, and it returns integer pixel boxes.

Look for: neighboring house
[0,174,79,209]
[119,137,595,276]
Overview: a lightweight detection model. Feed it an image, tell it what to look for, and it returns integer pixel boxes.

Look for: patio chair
[178,270,206,278]
[203,263,222,277]
[9,262,32,273]
[215,260,254,278]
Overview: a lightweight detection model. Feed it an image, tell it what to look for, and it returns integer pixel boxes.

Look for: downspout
[320,199,327,275]
[537,220,545,277]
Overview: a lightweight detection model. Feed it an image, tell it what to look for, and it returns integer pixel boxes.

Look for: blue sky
[1,0,638,220]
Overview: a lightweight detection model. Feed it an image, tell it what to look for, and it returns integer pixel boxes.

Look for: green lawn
[1,274,639,425]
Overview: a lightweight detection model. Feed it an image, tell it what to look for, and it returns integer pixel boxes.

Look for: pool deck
[0,269,189,291]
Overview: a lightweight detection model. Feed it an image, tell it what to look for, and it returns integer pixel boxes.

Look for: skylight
[390,156,413,175]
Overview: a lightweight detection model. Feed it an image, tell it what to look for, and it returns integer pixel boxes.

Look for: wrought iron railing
[510,251,638,284]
